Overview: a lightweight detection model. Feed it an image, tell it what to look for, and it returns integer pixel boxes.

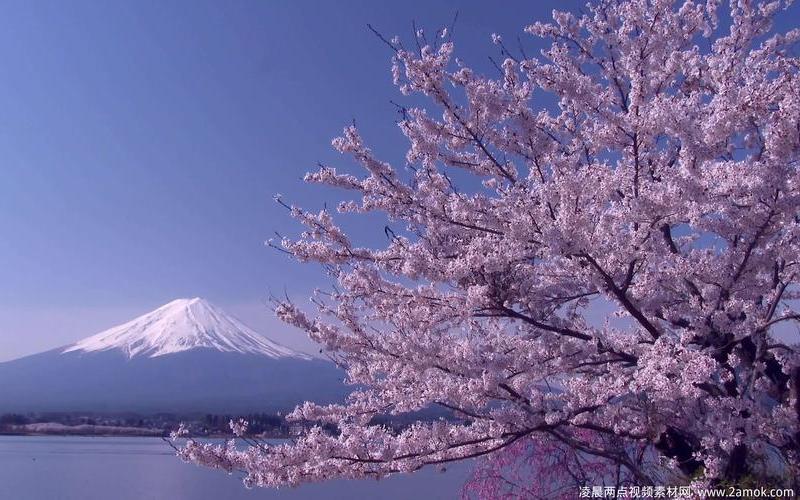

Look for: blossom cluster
[179,0,800,489]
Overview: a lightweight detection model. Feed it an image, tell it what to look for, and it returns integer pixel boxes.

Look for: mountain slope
[0,299,347,413]
[63,297,306,359]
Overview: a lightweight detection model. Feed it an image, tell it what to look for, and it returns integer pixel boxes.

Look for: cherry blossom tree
[175,0,800,490]
[462,430,669,499]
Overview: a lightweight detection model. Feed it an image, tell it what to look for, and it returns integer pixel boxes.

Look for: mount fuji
[0,298,347,413]
[64,297,308,360]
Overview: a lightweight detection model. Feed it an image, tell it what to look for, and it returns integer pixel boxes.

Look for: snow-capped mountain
[63,297,308,359]
[0,299,346,413]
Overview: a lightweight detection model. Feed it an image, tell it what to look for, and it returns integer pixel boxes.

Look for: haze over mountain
[0,298,346,413]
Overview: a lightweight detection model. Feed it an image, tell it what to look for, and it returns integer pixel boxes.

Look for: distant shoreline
[1,431,164,437]
[2,423,163,437]
[0,423,293,439]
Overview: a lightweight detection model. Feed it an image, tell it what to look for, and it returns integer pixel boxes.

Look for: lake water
[0,436,472,500]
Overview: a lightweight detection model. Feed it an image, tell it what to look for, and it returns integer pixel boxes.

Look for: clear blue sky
[0,0,585,360]
[2,0,796,361]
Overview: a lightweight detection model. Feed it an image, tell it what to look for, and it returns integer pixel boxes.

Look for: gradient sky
[0,0,582,361]
[2,0,797,361]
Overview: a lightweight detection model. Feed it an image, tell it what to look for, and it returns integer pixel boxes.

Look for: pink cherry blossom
[177,0,800,489]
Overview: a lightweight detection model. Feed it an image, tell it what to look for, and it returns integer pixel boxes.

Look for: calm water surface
[0,436,471,500]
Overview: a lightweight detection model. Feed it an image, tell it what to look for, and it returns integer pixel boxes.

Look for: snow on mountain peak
[63,298,310,359]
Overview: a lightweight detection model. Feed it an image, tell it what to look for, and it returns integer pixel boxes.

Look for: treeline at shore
[0,410,444,438]
[0,412,296,438]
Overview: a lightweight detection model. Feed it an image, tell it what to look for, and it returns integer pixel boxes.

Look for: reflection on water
[0,436,470,500]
